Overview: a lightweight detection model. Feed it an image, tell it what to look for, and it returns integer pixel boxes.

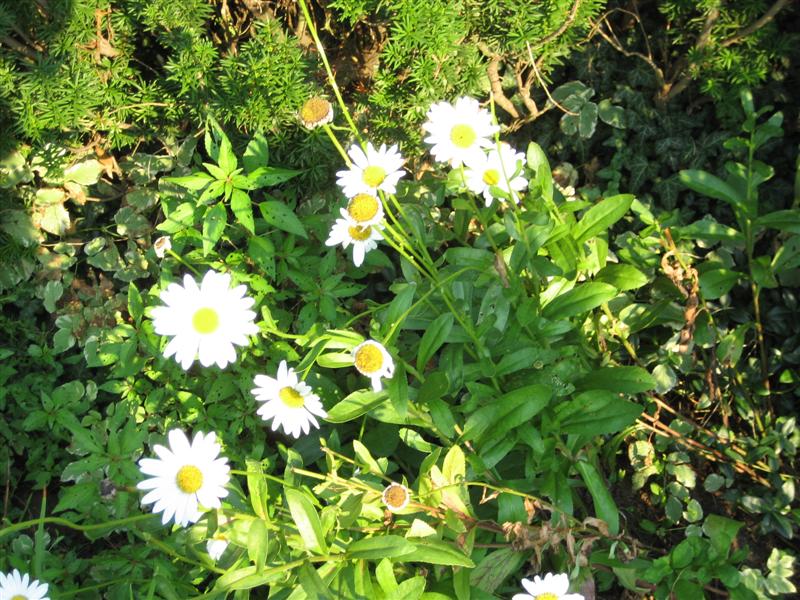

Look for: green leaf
[43,280,63,313]
[675,217,745,245]
[386,576,426,600]
[285,488,326,554]
[231,189,255,234]
[417,313,454,372]
[297,561,333,599]
[127,282,144,323]
[578,101,598,138]
[595,264,648,291]
[63,159,104,186]
[400,538,474,567]
[462,384,551,443]
[247,519,269,569]
[679,169,745,208]
[574,366,656,394]
[598,99,626,128]
[754,209,800,234]
[245,459,269,520]
[165,172,214,190]
[703,515,743,556]
[38,202,70,236]
[347,535,416,560]
[202,202,228,255]
[157,202,195,233]
[526,142,553,203]
[248,237,275,280]
[575,460,619,535]
[699,268,739,299]
[218,134,238,174]
[248,166,302,188]
[558,390,642,436]
[244,134,270,173]
[259,200,307,238]
[470,547,526,593]
[572,194,633,245]
[326,390,387,423]
[542,282,617,320]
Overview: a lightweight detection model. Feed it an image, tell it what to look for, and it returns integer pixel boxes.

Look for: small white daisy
[137,429,231,527]
[463,143,528,206]
[153,235,172,258]
[513,573,584,600]
[206,538,229,561]
[0,569,49,600]
[336,142,405,198]
[150,270,259,370]
[299,97,334,129]
[352,340,395,391]
[382,483,410,513]
[339,192,384,227]
[325,218,383,267]
[252,360,328,438]
[422,96,500,167]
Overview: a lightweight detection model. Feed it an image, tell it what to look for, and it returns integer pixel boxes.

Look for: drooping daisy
[422,97,500,167]
[463,143,528,206]
[325,218,383,267]
[299,97,334,129]
[353,340,395,391]
[252,360,328,438]
[137,429,231,527]
[339,192,384,227]
[206,538,229,561]
[150,270,259,370]
[512,573,584,600]
[153,235,172,258]
[336,142,405,198]
[0,569,49,600]
[382,483,411,513]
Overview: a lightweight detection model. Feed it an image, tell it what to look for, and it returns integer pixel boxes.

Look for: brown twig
[532,0,583,49]
[0,36,37,61]
[477,43,519,119]
[526,43,578,116]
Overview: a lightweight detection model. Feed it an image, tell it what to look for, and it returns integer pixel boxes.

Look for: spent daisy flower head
[0,569,49,600]
[340,192,384,227]
[150,270,259,370]
[353,339,395,391]
[382,482,411,513]
[336,142,405,198]
[422,96,500,167]
[325,218,383,267]
[299,96,334,129]
[153,235,172,258]
[206,538,229,561]
[252,360,328,438]
[512,573,584,600]
[463,143,528,206]
[137,429,231,527]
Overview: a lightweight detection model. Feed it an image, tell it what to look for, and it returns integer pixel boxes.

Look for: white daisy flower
[299,97,334,129]
[422,96,500,167]
[150,270,259,370]
[325,218,383,267]
[513,573,584,600]
[206,538,229,561]
[464,143,528,206]
[336,142,405,198]
[137,429,231,528]
[339,192,384,227]
[353,339,394,391]
[153,235,172,258]
[252,360,328,438]
[0,569,49,600]
[382,483,410,513]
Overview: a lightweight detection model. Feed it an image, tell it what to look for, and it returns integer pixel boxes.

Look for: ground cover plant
[1,0,799,599]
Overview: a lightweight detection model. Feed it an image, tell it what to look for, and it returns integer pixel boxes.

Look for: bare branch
[532,0,583,49]
[526,43,578,116]
[477,43,519,119]
[721,0,795,47]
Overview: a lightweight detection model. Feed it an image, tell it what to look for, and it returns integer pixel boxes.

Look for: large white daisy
[0,569,49,600]
[339,192,384,227]
[353,340,395,391]
[463,143,528,206]
[325,218,383,267]
[422,97,500,167]
[252,360,327,438]
[150,270,259,370]
[336,142,405,198]
[137,429,231,527]
[513,573,584,600]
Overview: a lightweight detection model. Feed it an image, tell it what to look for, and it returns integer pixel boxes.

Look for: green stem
[167,249,201,276]
[322,124,351,165]
[0,513,156,540]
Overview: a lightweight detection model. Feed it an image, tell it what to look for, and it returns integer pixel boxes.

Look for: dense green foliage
[1,0,799,599]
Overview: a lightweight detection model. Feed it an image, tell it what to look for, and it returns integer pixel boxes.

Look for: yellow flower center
[299,97,332,126]
[355,344,383,373]
[535,595,559,600]
[482,169,501,186]
[176,465,203,493]
[192,307,219,334]
[347,193,380,222]
[362,165,387,188]
[279,386,305,408]
[348,225,373,241]
[12,596,28,600]
[450,124,477,148]
[383,483,409,509]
